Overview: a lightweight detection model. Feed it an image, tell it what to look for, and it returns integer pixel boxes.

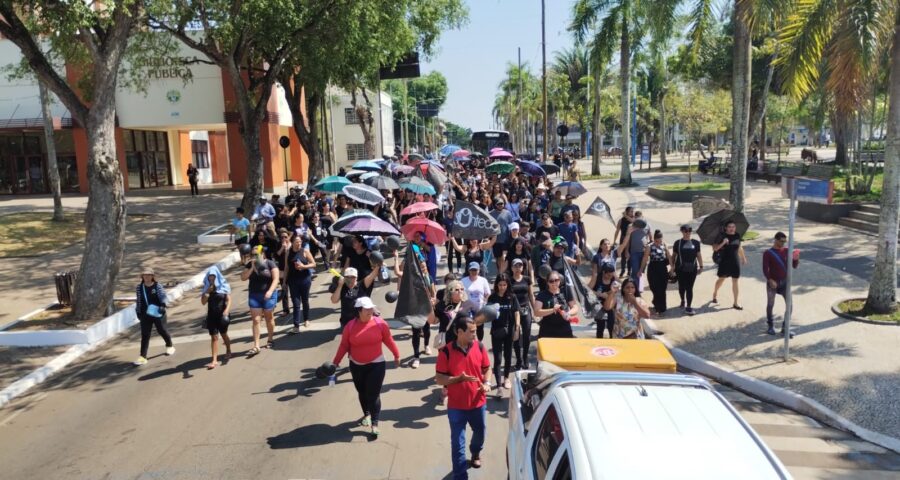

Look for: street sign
[640,144,650,162]
[782,177,833,204]
[379,52,420,79]
[557,124,569,137]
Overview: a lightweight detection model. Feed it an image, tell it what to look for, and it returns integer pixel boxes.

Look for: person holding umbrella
[332,297,401,437]
[712,220,748,309]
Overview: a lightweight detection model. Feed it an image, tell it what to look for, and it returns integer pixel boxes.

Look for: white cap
[355,297,376,309]
[509,222,520,231]
[343,267,358,278]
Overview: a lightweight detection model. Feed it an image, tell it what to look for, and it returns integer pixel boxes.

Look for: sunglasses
[548,278,561,283]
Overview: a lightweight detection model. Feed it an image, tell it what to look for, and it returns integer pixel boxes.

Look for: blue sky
[421,0,579,132]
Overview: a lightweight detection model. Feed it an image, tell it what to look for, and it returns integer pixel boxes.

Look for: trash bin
[54,271,77,306]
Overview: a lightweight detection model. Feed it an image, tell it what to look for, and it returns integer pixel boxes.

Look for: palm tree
[553,46,591,154]
[778,1,898,313]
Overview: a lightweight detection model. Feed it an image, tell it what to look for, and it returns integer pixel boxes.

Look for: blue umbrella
[360,171,379,181]
[399,177,436,195]
[440,144,461,156]
[352,160,383,172]
[552,181,588,198]
[314,175,351,193]
[517,160,547,177]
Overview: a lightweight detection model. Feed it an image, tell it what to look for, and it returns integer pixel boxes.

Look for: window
[551,450,571,480]
[346,143,365,162]
[344,107,359,125]
[191,140,210,168]
[533,404,565,480]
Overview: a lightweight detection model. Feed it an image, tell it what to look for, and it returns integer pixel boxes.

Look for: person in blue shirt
[253,196,276,236]
[231,207,251,245]
[556,211,580,257]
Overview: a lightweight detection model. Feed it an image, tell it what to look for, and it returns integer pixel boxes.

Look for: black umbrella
[539,163,560,175]
[696,209,750,245]
[364,175,400,191]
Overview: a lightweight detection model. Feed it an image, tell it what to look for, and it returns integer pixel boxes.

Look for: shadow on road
[267,421,372,448]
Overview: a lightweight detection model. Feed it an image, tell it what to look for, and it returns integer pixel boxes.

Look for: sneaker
[766,326,777,335]
[133,356,148,366]
[290,326,300,334]
[360,415,372,427]
[424,346,433,356]
[780,329,796,339]
[165,346,176,356]
[411,358,420,369]
[685,307,695,316]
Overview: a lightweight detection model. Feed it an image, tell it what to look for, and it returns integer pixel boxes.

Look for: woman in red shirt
[332,297,400,437]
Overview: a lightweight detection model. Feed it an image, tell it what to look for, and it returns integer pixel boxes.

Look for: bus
[471,130,512,154]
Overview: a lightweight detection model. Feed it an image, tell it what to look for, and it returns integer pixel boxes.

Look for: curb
[642,317,900,455]
[831,299,900,326]
[0,252,241,410]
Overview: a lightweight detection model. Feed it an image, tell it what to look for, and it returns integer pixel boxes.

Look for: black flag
[394,245,432,328]
[586,196,615,224]
[452,200,501,240]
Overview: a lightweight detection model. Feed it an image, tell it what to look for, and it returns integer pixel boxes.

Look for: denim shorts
[248,290,278,310]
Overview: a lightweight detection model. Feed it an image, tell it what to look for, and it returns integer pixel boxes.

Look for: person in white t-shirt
[462,262,491,341]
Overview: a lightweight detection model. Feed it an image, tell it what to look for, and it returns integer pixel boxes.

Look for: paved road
[1,267,898,479]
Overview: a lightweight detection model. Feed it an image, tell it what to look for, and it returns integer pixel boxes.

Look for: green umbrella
[485,161,516,175]
[314,175,351,193]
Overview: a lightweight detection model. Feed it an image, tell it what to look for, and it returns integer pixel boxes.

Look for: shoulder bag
[143,285,163,318]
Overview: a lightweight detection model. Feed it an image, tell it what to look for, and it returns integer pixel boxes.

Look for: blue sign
[640,145,651,162]
[784,177,833,204]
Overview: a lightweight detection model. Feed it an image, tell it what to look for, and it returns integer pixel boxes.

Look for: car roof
[557,377,789,480]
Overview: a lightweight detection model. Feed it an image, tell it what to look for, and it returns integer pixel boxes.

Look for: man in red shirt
[762,232,799,336]
[435,314,491,479]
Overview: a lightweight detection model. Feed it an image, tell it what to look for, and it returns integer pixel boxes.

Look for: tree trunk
[38,78,63,221]
[238,119,264,215]
[591,63,602,174]
[729,2,752,213]
[282,77,325,182]
[761,115,767,165]
[351,88,377,159]
[619,18,633,185]
[659,90,668,169]
[865,13,899,314]
[832,110,850,166]
[74,100,127,320]
[749,53,777,141]
[579,126,587,159]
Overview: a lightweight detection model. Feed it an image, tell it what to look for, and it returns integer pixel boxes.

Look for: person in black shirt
[343,235,373,281]
[534,213,559,245]
[200,266,232,369]
[330,266,377,327]
[486,273,520,390]
[285,234,316,332]
[593,264,617,338]
[509,259,535,369]
[241,245,280,355]
[249,228,279,260]
[671,225,703,315]
[534,271,578,338]
[712,220,747,309]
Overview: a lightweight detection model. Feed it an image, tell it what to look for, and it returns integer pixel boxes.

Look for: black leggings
[492,331,513,383]
[677,270,697,307]
[349,361,386,426]
[189,180,199,196]
[412,323,431,358]
[447,239,462,273]
[513,311,532,368]
[596,309,615,338]
[139,313,173,358]
[647,261,669,313]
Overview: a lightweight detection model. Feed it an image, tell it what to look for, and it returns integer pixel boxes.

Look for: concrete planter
[797,201,859,224]
[647,186,737,203]
[831,299,900,326]
[197,223,234,245]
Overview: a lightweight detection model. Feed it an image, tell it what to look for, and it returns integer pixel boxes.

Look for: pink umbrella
[490,147,504,153]
[401,217,447,245]
[394,165,414,175]
[489,150,514,159]
[400,201,439,217]
[451,149,470,157]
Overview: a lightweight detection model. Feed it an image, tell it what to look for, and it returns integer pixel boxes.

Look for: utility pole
[518,47,523,152]
[541,0,548,161]
[403,79,410,154]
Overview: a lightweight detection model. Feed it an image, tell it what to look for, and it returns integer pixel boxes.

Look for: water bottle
[328,374,336,387]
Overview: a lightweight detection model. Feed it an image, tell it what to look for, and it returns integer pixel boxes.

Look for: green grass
[580,173,619,181]
[0,211,145,257]
[655,182,729,191]
[831,172,884,203]
[837,299,900,323]
[644,165,700,173]
[741,230,760,241]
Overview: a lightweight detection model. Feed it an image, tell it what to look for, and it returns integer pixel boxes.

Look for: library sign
[141,56,195,81]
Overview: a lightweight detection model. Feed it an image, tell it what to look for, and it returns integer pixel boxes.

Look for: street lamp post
[541,0,548,161]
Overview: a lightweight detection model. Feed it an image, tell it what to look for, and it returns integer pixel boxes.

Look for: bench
[776,162,804,183]
[804,164,835,180]
[748,160,778,182]
[699,155,721,174]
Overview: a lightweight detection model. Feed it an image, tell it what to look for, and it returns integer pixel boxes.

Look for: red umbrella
[451,149,470,158]
[401,201,439,217]
[401,217,447,245]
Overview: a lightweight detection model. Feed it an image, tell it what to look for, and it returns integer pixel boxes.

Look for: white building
[328,88,394,167]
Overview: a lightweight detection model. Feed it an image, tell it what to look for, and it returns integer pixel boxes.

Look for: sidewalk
[0,192,243,389]
[574,169,900,441]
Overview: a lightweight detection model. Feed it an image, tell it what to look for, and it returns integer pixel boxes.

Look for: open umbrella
[393,165,414,175]
[364,175,400,191]
[697,209,750,246]
[490,147,504,153]
[401,201,439,217]
[342,183,385,206]
[517,160,546,177]
[552,181,587,197]
[451,149,470,158]
[407,153,425,163]
[344,169,367,179]
[360,171,379,181]
[489,150,514,159]
[452,155,472,162]
[539,163,560,175]
[440,144,461,156]
[485,161,516,175]
[352,160,383,172]
[401,217,447,245]
[314,175,351,193]
[331,209,378,232]
[337,216,401,237]
[399,177,436,195]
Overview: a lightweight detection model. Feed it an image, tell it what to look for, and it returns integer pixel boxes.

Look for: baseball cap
[774,231,787,240]
[354,297,376,309]
[343,267,358,278]
[512,258,524,266]
[468,261,480,271]
[509,222,520,231]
